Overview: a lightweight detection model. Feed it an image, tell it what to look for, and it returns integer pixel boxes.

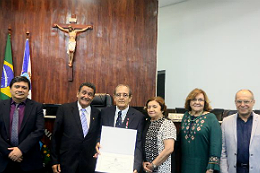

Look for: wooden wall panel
[0,0,157,107]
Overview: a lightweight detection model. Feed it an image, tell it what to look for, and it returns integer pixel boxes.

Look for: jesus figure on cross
[54,24,92,67]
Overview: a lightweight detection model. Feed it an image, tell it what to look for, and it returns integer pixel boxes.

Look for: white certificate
[95,126,137,173]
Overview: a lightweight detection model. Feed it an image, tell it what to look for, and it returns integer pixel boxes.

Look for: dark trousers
[3,161,43,173]
[237,166,249,173]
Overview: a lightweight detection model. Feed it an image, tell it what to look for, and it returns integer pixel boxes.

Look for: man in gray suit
[220,89,260,173]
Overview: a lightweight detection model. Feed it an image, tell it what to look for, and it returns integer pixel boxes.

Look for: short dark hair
[78,82,96,95]
[10,76,31,90]
[113,84,132,97]
[144,96,168,118]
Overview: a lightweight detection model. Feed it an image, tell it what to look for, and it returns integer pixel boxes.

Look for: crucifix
[53,15,93,81]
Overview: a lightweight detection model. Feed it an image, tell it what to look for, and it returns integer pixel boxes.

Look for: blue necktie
[115,111,122,127]
[80,109,89,137]
[11,104,19,146]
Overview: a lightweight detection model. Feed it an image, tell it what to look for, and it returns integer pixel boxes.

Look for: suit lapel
[232,113,238,144]
[250,113,259,146]
[2,99,11,138]
[122,107,134,128]
[109,106,116,127]
[88,106,97,132]
[71,102,84,137]
[20,99,32,133]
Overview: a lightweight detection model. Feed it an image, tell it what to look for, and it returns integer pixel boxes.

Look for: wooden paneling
[0,0,157,107]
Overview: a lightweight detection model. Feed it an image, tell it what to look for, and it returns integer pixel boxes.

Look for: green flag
[0,34,14,100]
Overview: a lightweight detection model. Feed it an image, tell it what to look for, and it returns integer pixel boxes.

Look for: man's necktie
[80,109,89,137]
[11,104,19,146]
[115,111,122,127]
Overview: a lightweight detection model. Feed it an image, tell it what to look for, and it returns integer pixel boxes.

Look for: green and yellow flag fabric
[0,34,14,100]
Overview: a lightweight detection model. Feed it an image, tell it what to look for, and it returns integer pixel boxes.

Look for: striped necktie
[80,109,89,137]
[11,104,19,146]
[115,111,122,127]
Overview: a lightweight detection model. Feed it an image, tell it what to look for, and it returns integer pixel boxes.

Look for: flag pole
[8,27,12,35]
[26,31,30,38]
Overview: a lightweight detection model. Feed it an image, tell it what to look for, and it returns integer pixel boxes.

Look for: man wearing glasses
[220,89,260,173]
[95,84,144,173]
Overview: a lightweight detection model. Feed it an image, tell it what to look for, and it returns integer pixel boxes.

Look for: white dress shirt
[114,106,129,127]
[77,102,91,128]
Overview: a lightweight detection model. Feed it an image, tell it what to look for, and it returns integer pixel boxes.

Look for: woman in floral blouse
[180,88,222,173]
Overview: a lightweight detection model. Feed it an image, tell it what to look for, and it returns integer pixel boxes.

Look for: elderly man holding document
[95,84,145,173]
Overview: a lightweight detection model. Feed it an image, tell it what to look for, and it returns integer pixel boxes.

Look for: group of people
[0,76,259,173]
[179,88,260,173]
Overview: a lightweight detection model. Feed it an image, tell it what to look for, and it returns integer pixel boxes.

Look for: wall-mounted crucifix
[53,15,93,81]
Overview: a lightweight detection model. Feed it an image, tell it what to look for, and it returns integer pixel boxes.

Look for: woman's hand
[143,162,153,173]
[206,169,214,173]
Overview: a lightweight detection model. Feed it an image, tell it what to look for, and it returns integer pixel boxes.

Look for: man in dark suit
[96,84,145,173]
[51,82,101,173]
[0,76,45,173]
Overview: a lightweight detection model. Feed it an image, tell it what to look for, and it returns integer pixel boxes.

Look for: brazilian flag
[0,34,14,100]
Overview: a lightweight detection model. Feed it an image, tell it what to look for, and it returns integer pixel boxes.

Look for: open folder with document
[95,126,137,173]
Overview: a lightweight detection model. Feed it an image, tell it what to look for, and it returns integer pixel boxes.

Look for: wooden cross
[53,15,93,82]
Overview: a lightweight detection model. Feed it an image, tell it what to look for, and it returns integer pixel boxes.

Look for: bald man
[220,89,260,173]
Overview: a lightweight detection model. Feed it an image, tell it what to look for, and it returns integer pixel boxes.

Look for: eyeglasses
[115,93,129,98]
[191,98,204,102]
[235,100,252,105]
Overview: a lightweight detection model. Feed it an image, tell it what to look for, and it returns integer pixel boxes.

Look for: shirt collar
[237,112,253,121]
[77,101,91,113]
[116,105,129,115]
[11,98,26,106]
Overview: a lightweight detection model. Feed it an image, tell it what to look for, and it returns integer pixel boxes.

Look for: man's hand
[133,169,138,173]
[143,162,153,173]
[16,156,23,162]
[8,147,23,162]
[93,142,101,158]
[52,164,61,173]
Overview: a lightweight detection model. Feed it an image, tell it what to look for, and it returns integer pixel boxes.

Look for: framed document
[95,126,137,173]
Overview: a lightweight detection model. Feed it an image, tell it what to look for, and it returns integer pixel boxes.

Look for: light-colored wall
[158,0,260,109]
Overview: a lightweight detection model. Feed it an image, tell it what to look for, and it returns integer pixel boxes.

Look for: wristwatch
[151,162,157,169]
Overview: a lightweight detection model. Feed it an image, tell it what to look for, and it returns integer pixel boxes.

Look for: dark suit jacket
[100,106,145,172]
[0,98,45,172]
[51,102,101,173]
